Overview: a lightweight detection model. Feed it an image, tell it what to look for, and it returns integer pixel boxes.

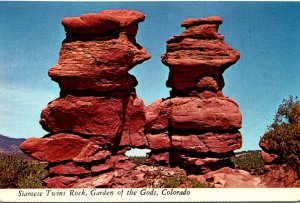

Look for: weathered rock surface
[62,10,145,35]
[21,13,245,187]
[20,9,152,188]
[189,167,266,188]
[146,132,170,150]
[170,152,235,174]
[49,162,90,175]
[49,40,149,94]
[40,96,123,137]
[145,99,171,132]
[262,164,299,187]
[147,151,170,165]
[260,150,279,164]
[44,176,78,188]
[120,97,147,148]
[145,97,241,132]
[40,95,146,149]
[171,132,242,153]
[20,133,114,163]
[20,134,89,162]
[170,97,241,130]
[72,172,114,188]
[49,10,150,95]
[162,16,239,97]
[145,16,242,174]
[259,132,299,187]
[260,137,299,187]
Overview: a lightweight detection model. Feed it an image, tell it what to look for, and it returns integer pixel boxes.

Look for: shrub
[0,153,48,188]
[231,152,264,175]
[129,156,148,165]
[160,175,183,188]
[186,179,214,188]
[260,96,300,175]
[152,172,213,188]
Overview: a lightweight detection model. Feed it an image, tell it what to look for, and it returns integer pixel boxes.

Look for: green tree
[0,153,48,188]
[260,96,300,175]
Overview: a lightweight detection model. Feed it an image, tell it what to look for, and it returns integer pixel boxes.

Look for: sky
[0,2,299,153]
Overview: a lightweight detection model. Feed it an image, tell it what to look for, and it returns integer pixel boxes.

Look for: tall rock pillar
[146,16,242,174]
[20,10,150,188]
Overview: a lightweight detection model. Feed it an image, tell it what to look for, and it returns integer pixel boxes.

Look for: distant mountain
[0,134,25,153]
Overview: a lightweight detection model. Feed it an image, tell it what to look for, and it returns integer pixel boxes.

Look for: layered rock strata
[146,16,242,174]
[20,10,150,188]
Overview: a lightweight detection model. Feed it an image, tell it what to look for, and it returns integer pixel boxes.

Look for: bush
[186,179,214,188]
[231,152,264,175]
[129,156,148,165]
[159,175,213,188]
[151,171,213,188]
[160,175,182,188]
[260,96,300,175]
[0,153,48,188]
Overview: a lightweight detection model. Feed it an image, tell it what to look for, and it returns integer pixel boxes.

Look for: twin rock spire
[20,10,242,188]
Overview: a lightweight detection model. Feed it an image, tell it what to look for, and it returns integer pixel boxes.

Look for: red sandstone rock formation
[20,9,150,188]
[259,139,299,187]
[146,16,242,174]
[20,12,244,187]
[188,167,266,188]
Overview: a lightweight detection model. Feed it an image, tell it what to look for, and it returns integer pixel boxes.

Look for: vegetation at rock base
[260,96,300,175]
[129,156,148,166]
[0,153,48,188]
[152,173,213,188]
[231,151,264,175]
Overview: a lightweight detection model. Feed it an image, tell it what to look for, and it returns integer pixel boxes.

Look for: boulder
[260,150,279,164]
[20,133,113,163]
[49,10,151,93]
[163,16,240,69]
[148,151,170,165]
[62,10,145,35]
[20,133,89,162]
[40,95,123,140]
[145,99,171,132]
[171,97,242,130]
[181,16,223,27]
[146,132,170,150]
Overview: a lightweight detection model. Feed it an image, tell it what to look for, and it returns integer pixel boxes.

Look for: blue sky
[0,2,299,152]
